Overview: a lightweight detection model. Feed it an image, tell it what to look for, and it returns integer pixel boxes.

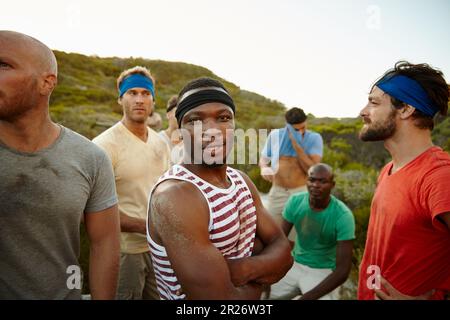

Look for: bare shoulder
[151,179,207,211]
[150,179,210,231]
[232,168,265,208]
[234,168,254,187]
[152,179,198,198]
[233,168,259,195]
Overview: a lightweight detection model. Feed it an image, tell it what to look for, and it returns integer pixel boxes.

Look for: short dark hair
[166,95,178,113]
[285,107,307,124]
[375,61,449,130]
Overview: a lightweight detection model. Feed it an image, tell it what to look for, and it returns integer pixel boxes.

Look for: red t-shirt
[358,147,450,300]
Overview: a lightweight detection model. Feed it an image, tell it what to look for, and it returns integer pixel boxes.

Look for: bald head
[0,30,57,76]
[308,163,334,181]
[306,163,335,204]
[0,31,58,119]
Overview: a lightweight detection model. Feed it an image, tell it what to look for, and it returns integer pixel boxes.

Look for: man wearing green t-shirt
[269,163,355,300]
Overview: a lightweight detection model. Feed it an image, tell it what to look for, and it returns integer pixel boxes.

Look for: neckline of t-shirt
[0,125,66,157]
[118,121,150,144]
[387,146,439,177]
[175,164,237,194]
[307,194,335,214]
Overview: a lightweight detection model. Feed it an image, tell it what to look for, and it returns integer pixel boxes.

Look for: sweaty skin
[261,124,321,189]
[274,157,308,188]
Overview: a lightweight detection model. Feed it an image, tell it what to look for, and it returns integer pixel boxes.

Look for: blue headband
[119,74,155,98]
[376,74,437,117]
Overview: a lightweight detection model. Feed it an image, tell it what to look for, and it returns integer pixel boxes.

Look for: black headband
[175,87,235,128]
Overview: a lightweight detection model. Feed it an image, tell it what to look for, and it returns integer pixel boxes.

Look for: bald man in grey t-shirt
[0,31,120,299]
[0,127,118,299]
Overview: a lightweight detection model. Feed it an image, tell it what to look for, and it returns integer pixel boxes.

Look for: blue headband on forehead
[119,73,155,98]
[376,74,438,117]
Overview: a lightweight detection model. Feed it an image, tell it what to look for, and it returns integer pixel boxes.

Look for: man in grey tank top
[0,31,120,299]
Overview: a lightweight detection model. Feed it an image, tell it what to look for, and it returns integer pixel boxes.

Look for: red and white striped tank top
[146,165,257,300]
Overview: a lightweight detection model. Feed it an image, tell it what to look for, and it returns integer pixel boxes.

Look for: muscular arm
[227,172,293,286]
[84,204,120,300]
[119,210,146,234]
[300,240,353,300]
[295,152,321,174]
[149,181,263,300]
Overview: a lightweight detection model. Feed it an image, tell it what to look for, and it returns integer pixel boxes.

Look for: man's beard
[0,80,39,121]
[359,110,397,142]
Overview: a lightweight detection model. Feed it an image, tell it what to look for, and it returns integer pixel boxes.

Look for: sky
[1,0,449,118]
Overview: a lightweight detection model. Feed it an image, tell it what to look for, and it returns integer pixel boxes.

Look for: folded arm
[149,180,263,300]
[226,172,293,286]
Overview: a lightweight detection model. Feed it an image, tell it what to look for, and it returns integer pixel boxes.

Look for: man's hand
[259,156,274,182]
[287,130,321,174]
[287,130,304,154]
[226,258,252,287]
[374,276,434,300]
[119,211,147,234]
[260,166,274,182]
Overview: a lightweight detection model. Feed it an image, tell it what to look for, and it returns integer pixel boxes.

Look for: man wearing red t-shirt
[358,61,450,300]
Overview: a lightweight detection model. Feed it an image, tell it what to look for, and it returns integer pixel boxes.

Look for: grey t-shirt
[0,126,117,299]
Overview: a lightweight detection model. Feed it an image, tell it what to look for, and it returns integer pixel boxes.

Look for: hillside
[51,49,449,169]
[51,50,287,139]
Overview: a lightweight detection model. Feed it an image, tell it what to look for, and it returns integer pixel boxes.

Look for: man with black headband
[358,61,450,300]
[146,77,293,299]
[93,66,170,300]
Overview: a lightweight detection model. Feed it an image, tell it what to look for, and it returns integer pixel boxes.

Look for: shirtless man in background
[259,107,323,240]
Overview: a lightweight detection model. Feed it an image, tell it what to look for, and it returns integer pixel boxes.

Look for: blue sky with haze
[2,0,449,117]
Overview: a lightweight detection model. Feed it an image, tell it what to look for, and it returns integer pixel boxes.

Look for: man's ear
[399,105,416,119]
[40,73,57,96]
[117,97,122,106]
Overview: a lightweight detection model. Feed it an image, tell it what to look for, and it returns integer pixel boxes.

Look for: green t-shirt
[283,192,355,270]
